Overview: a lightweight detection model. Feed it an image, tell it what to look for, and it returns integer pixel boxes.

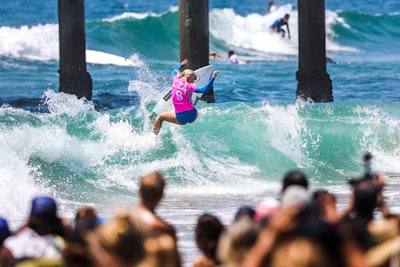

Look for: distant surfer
[152,59,220,134]
[270,14,291,39]
[267,1,276,13]
[209,51,222,60]
[228,50,249,64]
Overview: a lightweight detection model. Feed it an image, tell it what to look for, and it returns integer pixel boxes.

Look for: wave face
[2,91,400,217]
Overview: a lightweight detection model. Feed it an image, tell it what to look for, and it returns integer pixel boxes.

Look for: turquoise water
[1,0,400,265]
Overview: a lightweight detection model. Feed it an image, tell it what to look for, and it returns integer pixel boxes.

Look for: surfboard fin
[192,97,200,105]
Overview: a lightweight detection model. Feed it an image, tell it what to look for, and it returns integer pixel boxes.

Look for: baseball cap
[30,196,58,220]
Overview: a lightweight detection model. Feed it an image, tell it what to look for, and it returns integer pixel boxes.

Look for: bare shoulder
[130,205,155,224]
[152,216,177,238]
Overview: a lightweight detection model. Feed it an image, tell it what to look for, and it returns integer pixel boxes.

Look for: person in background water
[267,0,276,13]
[270,13,290,39]
[209,51,222,60]
[152,59,220,135]
[228,50,249,64]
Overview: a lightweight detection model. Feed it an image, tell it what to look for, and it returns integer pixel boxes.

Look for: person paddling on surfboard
[152,59,220,135]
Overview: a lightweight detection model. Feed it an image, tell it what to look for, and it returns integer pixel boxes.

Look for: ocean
[1,0,400,265]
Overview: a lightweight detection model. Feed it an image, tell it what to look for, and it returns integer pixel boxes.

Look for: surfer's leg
[280,29,285,38]
[153,111,181,134]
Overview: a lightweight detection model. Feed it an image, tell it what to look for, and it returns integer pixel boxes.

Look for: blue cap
[30,196,58,220]
[0,217,11,245]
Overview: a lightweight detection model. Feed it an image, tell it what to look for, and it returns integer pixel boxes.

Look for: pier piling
[296,0,333,102]
[179,0,213,103]
[58,0,92,100]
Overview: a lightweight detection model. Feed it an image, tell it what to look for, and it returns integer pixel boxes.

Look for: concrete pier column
[179,0,213,103]
[58,0,92,100]
[296,0,333,102]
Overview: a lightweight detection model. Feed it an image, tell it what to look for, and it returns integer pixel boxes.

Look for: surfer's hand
[181,59,188,66]
[213,70,220,78]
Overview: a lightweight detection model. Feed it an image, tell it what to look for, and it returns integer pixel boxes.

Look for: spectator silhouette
[0,196,66,267]
[130,171,177,240]
[193,213,224,267]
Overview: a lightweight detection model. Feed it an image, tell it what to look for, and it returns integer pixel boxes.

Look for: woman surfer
[153,59,220,134]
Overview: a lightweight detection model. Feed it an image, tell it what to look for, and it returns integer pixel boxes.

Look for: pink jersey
[171,76,197,113]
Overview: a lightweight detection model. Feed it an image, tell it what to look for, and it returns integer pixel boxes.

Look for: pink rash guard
[171,76,197,113]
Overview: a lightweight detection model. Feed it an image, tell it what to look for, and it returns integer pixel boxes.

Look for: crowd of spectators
[1,162,399,267]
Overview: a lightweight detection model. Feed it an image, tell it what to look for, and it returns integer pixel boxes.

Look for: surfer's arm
[196,70,220,93]
[172,64,184,77]
[172,59,188,77]
[194,71,220,93]
[194,77,215,94]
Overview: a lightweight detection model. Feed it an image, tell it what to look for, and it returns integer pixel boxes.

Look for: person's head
[28,195,64,236]
[312,189,337,207]
[139,171,166,210]
[284,14,290,21]
[254,197,280,223]
[217,217,260,267]
[178,69,196,83]
[195,213,224,263]
[281,185,309,208]
[228,50,234,57]
[75,206,99,234]
[352,179,379,220]
[30,196,57,220]
[311,189,338,223]
[281,170,309,193]
[86,211,145,267]
[234,205,255,222]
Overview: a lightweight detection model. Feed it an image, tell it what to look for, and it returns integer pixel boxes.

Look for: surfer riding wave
[152,59,220,135]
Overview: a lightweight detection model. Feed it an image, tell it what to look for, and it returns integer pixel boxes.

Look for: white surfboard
[150,65,214,116]
[86,49,136,67]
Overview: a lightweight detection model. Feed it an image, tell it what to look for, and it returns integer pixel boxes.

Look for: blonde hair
[269,237,329,267]
[86,211,145,266]
[178,69,195,80]
[217,217,260,267]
